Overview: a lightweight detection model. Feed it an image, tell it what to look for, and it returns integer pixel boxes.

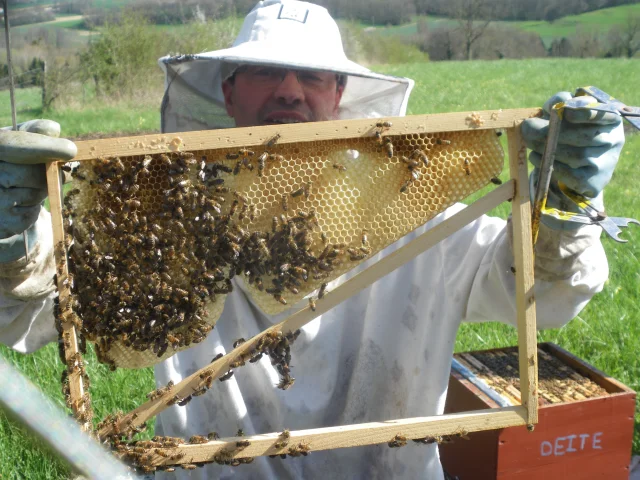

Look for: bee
[290,185,306,198]
[154,449,170,457]
[211,352,224,363]
[266,133,281,148]
[308,297,316,311]
[257,152,268,177]
[236,440,251,448]
[274,439,289,449]
[318,282,328,299]
[249,352,263,363]
[402,156,421,169]
[281,194,288,212]
[361,229,369,247]
[417,151,429,167]
[463,158,471,176]
[229,199,240,216]
[189,435,209,444]
[277,376,295,390]
[182,464,197,471]
[376,121,392,129]
[233,338,246,348]
[268,154,284,162]
[333,163,347,172]
[490,177,503,185]
[230,356,246,368]
[400,178,413,193]
[436,138,451,146]
[177,395,193,406]
[384,137,393,158]
[388,434,408,448]
[453,427,470,440]
[238,148,254,157]
[274,294,287,305]
[226,152,239,160]
[208,432,220,440]
[219,370,234,382]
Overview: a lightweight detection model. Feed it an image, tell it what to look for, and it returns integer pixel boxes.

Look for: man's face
[222,66,344,127]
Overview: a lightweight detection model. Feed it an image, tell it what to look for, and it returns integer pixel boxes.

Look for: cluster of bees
[113,431,255,473]
[63,153,234,367]
[375,121,430,193]
[387,428,470,448]
[60,134,379,369]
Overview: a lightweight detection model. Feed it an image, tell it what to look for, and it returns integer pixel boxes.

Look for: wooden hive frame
[46,107,541,469]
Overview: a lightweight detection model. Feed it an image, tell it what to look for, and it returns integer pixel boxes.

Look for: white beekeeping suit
[0,1,609,479]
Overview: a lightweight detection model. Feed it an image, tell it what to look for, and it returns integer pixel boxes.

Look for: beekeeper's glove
[521,91,624,230]
[0,120,76,263]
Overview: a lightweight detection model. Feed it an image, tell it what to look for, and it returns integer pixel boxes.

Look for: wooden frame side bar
[98,180,516,440]
[72,108,541,161]
[507,126,538,426]
[45,162,89,430]
[140,407,527,465]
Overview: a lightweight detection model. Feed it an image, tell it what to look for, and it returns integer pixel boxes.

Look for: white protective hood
[158,0,414,133]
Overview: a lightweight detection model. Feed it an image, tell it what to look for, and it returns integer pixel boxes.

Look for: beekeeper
[0,1,624,479]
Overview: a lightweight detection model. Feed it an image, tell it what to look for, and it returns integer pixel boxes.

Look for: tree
[448,0,494,60]
[606,14,640,57]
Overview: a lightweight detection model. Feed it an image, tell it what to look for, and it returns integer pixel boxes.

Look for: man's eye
[299,73,323,83]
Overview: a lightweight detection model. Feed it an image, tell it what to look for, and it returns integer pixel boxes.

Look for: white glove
[0,120,76,262]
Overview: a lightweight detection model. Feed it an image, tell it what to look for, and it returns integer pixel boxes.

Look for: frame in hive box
[46,108,544,470]
[440,342,636,480]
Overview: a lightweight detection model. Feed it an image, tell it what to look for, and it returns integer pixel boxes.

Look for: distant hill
[372,3,640,47]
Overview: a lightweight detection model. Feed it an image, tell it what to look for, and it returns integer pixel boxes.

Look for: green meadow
[0,57,639,478]
[375,3,640,46]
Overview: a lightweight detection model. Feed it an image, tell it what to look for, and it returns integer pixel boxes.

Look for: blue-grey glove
[0,120,77,263]
[521,91,625,230]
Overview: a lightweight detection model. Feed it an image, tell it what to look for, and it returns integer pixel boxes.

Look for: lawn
[0,57,639,478]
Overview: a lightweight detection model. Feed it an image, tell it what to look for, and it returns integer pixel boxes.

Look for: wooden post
[507,125,539,428]
[45,162,90,431]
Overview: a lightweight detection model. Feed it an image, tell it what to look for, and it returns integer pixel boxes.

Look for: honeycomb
[214,129,504,314]
[63,129,503,368]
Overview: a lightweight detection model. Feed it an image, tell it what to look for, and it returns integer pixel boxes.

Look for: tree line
[47,0,640,26]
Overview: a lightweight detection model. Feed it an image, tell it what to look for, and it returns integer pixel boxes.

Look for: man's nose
[273,71,306,104]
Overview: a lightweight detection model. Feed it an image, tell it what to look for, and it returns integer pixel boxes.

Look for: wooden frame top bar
[72,108,541,161]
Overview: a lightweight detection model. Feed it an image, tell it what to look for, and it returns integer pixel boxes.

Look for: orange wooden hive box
[440,342,636,480]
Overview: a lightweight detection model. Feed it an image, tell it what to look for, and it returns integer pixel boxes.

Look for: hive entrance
[46,108,542,473]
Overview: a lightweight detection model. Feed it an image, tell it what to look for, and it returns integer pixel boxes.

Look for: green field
[0,57,639,478]
[375,3,640,47]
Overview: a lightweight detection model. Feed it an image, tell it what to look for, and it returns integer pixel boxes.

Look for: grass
[514,3,640,39]
[0,87,161,138]
[1,58,639,476]
[374,3,640,47]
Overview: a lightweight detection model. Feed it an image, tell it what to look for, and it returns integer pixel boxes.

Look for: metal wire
[0,356,136,479]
